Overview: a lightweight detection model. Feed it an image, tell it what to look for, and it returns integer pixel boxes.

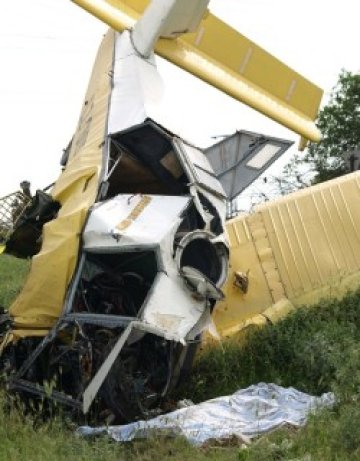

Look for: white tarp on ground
[77,383,335,446]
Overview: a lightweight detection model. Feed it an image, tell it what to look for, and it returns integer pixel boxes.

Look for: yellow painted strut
[71,0,323,143]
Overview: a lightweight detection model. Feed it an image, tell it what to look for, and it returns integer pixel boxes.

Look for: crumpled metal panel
[83,193,208,340]
[83,194,189,249]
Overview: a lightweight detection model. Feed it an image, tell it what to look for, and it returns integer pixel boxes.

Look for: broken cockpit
[5,120,229,421]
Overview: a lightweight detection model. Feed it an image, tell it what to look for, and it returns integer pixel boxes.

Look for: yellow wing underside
[73,0,323,143]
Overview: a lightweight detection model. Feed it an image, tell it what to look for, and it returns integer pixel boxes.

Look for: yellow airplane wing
[72,0,323,143]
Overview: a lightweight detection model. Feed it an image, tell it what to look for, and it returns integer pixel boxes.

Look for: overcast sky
[0,0,358,200]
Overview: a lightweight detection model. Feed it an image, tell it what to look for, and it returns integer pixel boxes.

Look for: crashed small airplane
[0,0,322,421]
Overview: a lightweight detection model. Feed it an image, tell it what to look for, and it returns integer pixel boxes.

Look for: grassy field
[1,254,360,460]
[0,254,30,307]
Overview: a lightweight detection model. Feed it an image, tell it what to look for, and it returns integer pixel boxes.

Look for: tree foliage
[264,71,360,199]
[306,70,360,184]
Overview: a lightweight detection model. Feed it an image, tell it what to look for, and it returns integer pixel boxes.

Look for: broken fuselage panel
[3,38,229,420]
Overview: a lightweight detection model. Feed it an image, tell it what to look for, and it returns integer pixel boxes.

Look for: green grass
[0,254,30,308]
[178,291,360,460]
[0,398,232,461]
[2,254,360,460]
[182,291,360,402]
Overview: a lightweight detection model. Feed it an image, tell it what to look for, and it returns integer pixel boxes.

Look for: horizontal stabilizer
[72,0,323,142]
